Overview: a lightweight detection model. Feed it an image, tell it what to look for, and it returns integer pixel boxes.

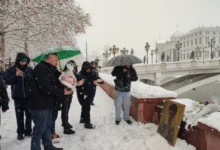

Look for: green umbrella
[32,46,81,63]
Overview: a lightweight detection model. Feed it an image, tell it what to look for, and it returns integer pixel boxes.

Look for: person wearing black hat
[5,53,33,140]
[76,61,98,129]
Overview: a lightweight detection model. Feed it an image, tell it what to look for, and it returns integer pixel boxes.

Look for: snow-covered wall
[100,73,177,99]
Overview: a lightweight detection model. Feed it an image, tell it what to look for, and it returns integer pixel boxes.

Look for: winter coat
[76,61,98,100]
[28,61,65,110]
[5,53,33,100]
[111,66,138,92]
[0,71,9,111]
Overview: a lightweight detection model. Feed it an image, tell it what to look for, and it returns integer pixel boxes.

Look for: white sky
[75,0,220,59]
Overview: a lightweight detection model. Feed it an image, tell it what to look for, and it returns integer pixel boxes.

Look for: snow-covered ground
[1,87,195,150]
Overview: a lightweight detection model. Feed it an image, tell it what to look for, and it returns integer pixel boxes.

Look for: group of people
[0,52,138,150]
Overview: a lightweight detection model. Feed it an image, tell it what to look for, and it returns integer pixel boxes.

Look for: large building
[156,26,220,63]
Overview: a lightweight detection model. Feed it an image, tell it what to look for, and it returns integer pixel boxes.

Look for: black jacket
[29,61,65,110]
[5,53,33,100]
[0,71,9,111]
[76,61,98,100]
[111,66,138,92]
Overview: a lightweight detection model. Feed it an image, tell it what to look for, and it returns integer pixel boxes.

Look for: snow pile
[172,99,220,131]
[100,73,177,98]
[198,112,220,132]
[1,87,195,150]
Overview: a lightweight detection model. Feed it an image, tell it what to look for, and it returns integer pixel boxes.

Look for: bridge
[100,59,220,95]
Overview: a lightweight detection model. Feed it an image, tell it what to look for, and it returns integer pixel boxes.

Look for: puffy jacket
[5,53,33,100]
[111,66,138,92]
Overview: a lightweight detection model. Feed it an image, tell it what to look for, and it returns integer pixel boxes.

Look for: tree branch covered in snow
[0,0,91,60]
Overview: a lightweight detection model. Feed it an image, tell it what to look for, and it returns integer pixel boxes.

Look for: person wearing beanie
[76,61,98,129]
[5,52,33,140]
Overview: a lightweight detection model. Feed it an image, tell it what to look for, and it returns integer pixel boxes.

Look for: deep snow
[1,87,194,150]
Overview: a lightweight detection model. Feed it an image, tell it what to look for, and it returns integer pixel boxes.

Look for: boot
[125,120,133,125]
[80,118,85,123]
[25,132,32,137]
[84,123,95,129]
[62,123,73,129]
[52,146,63,150]
[64,128,75,135]
[17,133,24,140]
[115,121,120,125]
[90,102,95,106]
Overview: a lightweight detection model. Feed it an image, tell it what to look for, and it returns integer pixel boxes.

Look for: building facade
[156,26,220,63]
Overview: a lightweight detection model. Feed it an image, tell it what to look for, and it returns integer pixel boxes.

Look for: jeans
[114,90,131,121]
[30,109,53,150]
[14,99,32,134]
[51,110,58,134]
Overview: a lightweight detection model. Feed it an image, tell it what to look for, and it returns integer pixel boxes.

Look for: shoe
[52,146,63,150]
[80,118,85,123]
[84,123,95,129]
[51,133,60,139]
[125,120,133,125]
[25,133,32,137]
[115,121,120,125]
[90,102,95,106]
[17,133,24,140]
[64,128,75,135]
[62,123,73,129]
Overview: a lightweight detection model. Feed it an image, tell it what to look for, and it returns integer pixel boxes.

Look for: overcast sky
[75,0,220,59]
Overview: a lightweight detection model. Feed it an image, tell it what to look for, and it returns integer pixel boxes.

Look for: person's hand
[123,68,128,72]
[93,80,99,86]
[77,79,85,86]
[16,68,23,76]
[64,89,73,95]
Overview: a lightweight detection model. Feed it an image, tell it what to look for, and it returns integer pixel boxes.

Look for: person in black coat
[90,61,99,106]
[0,66,9,113]
[111,64,138,125]
[5,53,33,140]
[76,61,98,129]
[29,53,72,150]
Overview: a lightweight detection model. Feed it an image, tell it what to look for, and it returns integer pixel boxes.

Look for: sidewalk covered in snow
[1,87,195,150]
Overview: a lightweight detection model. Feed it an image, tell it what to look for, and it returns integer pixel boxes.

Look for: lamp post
[109,45,119,57]
[145,42,150,64]
[151,50,154,64]
[130,49,134,55]
[208,38,215,59]
[120,47,129,55]
[103,50,110,66]
[154,48,159,63]
[175,41,182,61]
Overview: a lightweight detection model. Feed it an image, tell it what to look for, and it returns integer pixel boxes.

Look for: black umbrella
[106,55,142,66]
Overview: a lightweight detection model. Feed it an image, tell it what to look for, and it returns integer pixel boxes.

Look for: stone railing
[100,59,220,74]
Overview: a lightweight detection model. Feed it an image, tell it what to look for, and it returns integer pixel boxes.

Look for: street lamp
[154,48,159,63]
[208,38,215,59]
[120,47,129,55]
[109,45,119,57]
[175,41,182,61]
[130,49,134,55]
[145,42,150,64]
[151,50,154,64]
[103,50,111,65]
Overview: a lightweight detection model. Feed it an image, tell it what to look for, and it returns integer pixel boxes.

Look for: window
[200,32,202,35]
[195,39,198,45]
[206,31,209,35]
[213,31,216,35]
[184,42,185,48]
[219,38,220,44]
[206,37,209,43]
[181,54,182,59]
[191,40,193,46]
[199,37,202,44]
[187,41,189,47]
[184,54,186,59]
[187,36,189,39]
[191,34,193,38]
[195,33,197,36]
[199,51,202,57]
[187,53,189,58]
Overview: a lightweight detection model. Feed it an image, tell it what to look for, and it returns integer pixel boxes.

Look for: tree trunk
[0,23,5,69]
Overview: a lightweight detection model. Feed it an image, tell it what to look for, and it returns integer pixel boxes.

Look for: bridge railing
[100,59,220,74]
